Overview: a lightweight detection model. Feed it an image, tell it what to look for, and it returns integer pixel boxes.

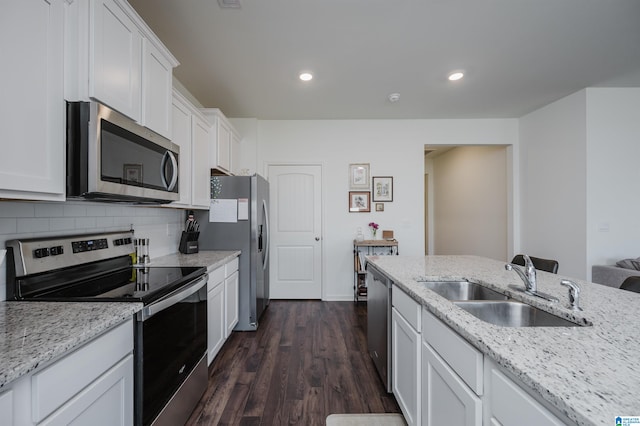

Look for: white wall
[257,119,517,300]
[0,201,184,301]
[586,88,640,272]
[519,90,588,278]
[432,146,508,261]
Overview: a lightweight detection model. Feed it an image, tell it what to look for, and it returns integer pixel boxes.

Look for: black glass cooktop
[25,266,206,304]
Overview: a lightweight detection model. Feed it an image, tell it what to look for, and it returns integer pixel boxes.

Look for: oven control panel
[72,238,108,253]
[6,231,135,277]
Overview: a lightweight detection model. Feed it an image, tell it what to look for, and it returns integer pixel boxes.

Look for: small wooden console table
[353,239,399,302]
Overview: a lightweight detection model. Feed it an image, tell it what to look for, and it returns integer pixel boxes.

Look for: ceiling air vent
[218,0,241,8]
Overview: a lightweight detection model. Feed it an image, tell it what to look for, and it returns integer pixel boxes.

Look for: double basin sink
[420,281,585,327]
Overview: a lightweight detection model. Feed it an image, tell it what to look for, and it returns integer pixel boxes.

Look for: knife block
[179,231,200,254]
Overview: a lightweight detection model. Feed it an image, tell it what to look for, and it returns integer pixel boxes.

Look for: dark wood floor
[186,300,400,426]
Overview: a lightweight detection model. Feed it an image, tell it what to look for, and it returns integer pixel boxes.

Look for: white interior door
[268,164,322,299]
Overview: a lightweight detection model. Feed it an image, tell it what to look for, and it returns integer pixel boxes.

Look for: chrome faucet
[561,280,583,311]
[505,255,559,302]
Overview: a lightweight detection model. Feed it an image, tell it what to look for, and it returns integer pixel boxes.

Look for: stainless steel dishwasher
[367,264,393,393]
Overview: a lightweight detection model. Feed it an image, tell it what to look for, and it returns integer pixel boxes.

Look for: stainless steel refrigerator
[196,174,270,331]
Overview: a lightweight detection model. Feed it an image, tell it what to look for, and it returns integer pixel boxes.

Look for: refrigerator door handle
[262,199,270,270]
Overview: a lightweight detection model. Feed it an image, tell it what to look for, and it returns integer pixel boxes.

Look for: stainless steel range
[6,231,208,426]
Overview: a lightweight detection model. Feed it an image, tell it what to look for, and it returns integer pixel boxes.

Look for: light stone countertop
[152,250,240,271]
[0,250,238,390]
[0,302,141,389]
[367,255,640,426]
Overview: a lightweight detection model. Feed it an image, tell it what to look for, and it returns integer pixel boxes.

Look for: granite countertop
[0,250,239,390]
[367,255,640,426]
[0,302,141,389]
[153,250,240,271]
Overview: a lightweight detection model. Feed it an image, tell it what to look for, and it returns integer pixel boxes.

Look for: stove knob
[34,248,50,258]
[50,246,64,256]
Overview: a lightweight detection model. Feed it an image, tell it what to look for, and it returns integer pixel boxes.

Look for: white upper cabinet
[191,113,213,208]
[170,93,194,207]
[201,109,240,176]
[90,0,142,121]
[141,36,174,138]
[66,0,178,138]
[0,0,66,201]
[168,90,211,209]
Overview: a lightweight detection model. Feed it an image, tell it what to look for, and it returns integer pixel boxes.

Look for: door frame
[264,161,325,300]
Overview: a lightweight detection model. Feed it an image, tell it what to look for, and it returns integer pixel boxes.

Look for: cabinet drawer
[422,308,483,395]
[32,319,133,422]
[209,265,225,288]
[225,257,239,275]
[487,361,565,426]
[0,389,13,425]
[392,285,421,332]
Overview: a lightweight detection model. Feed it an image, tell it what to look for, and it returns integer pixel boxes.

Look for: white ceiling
[128,0,640,120]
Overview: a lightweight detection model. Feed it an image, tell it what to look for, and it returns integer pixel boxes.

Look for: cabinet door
[0,390,13,425]
[0,0,65,201]
[38,355,133,426]
[230,132,240,175]
[141,38,173,138]
[216,119,231,173]
[422,341,481,426]
[90,0,142,121]
[392,307,421,426]
[191,114,212,208]
[225,270,239,336]
[484,360,566,426]
[207,282,225,365]
[170,95,193,207]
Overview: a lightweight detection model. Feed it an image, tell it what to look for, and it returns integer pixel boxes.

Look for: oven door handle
[140,274,208,321]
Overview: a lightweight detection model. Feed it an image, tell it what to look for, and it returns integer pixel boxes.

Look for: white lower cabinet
[421,341,481,426]
[0,390,13,425]
[224,259,240,336]
[207,273,226,365]
[207,256,240,365]
[38,355,133,426]
[484,359,567,426]
[391,285,421,426]
[6,319,133,426]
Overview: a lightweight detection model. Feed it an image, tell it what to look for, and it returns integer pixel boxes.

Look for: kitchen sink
[420,281,509,301]
[453,300,584,327]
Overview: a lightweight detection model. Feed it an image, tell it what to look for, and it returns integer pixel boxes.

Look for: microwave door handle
[160,151,179,191]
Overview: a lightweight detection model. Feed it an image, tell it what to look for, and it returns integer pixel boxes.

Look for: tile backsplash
[0,200,186,301]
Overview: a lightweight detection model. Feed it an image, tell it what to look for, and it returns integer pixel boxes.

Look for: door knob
[315,237,320,241]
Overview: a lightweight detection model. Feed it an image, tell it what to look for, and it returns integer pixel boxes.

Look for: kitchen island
[367,255,640,426]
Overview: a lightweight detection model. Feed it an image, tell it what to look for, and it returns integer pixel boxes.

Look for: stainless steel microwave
[66,101,180,203]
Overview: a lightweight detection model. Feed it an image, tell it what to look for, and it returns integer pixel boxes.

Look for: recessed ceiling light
[388,93,400,103]
[448,71,464,81]
[218,0,241,8]
[299,72,313,82]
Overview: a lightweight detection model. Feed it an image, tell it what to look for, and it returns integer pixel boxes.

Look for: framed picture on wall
[375,203,384,212]
[349,163,370,190]
[372,176,393,202]
[349,191,371,212]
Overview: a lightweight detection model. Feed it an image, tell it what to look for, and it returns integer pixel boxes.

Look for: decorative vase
[372,229,377,240]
